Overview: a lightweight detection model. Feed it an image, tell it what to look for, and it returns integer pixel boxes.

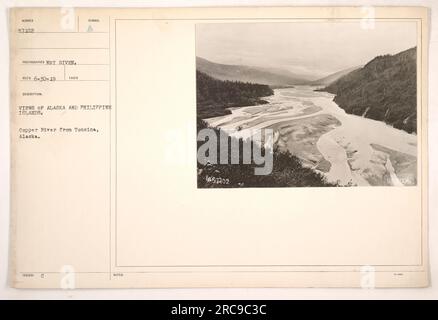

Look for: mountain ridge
[322,47,417,133]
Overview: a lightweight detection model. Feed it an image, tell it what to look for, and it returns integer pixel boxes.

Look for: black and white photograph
[196,22,418,188]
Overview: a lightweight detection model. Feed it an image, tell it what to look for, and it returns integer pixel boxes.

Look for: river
[205,86,417,186]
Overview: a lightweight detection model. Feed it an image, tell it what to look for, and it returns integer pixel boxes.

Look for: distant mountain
[196,57,312,87]
[323,47,417,133]
[311,66,361,86]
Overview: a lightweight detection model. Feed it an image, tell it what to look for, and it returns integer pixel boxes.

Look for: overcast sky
[196,21,417,79]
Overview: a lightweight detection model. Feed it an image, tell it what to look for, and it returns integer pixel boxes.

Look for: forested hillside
[311,66,361,86]
[323,47,417,133]
[197,70,273,119]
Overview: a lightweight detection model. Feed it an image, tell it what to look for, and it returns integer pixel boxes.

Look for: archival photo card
[196,21,418,188]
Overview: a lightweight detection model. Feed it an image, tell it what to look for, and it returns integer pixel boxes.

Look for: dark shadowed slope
[196,56,313,87]
[323,47,417,133]
[311,66,361,86]
[196,71,273,119]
